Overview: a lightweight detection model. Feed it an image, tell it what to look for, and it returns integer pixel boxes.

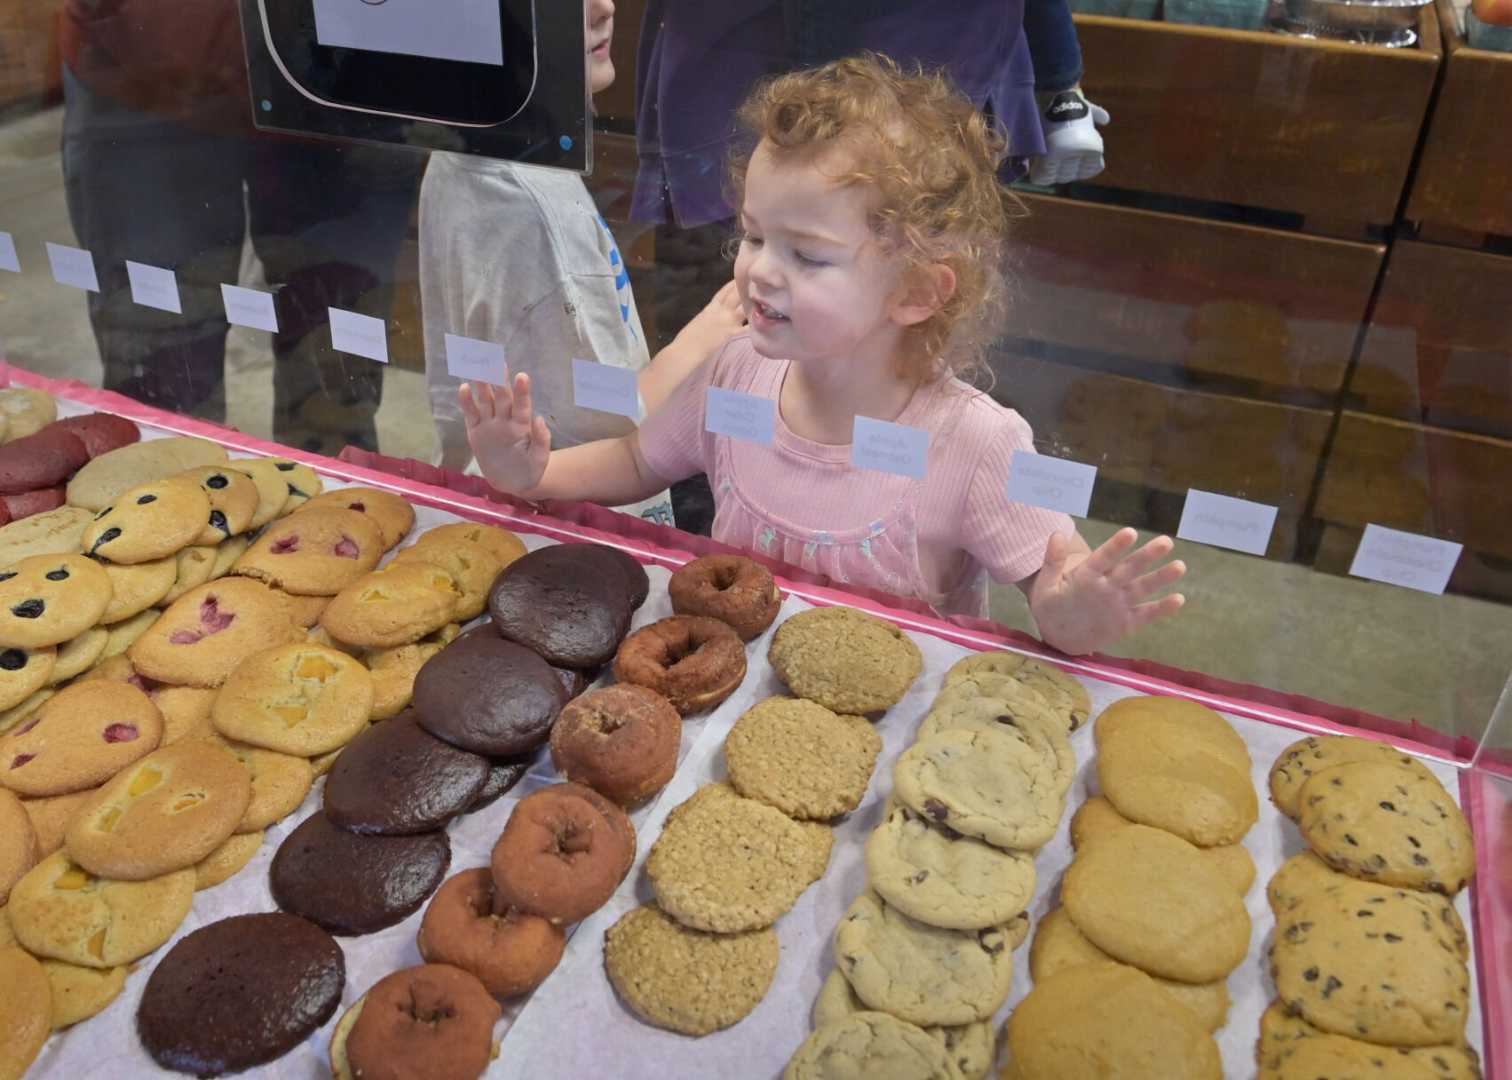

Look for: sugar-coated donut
[344,964,499,1080]
[417,868,565,998]
[668,555,781,641]
[489,785,633,925]
[612,615,747,715]
[550,685,680,805]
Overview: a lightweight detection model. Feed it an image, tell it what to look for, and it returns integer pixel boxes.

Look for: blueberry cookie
[268,458,324,512]
[223,458,292,530]
[98,555,177,624]
[232,507,385,596]
[46,627,109,686]
[0,553,113,648]
[82,475,210,564]
[0,643,55,711]
[181,465,260,544]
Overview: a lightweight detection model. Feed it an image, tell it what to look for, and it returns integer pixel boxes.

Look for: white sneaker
[1027,89,1111,186]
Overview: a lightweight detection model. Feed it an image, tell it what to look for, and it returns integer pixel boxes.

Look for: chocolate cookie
[412,630,567,756]
[487,544,635,668]
[270,811,451,935]
[324,712,490,834]
[465,756,531,814]
[138,912,345,1076]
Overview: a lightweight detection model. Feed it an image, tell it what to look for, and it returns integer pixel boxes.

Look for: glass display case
[0,0,1506,1076]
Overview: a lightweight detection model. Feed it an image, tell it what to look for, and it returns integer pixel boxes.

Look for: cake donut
[417,868,566,998]
[490,784,634,925]
[338,964,499,1080]
[612,615,747,715]
[668,555,781,641]
[549,684,680,805]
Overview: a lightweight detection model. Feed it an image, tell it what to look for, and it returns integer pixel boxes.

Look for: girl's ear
[890,263,957,328]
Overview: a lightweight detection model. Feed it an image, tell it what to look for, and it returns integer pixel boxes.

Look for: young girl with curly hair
[461,54,1184,654]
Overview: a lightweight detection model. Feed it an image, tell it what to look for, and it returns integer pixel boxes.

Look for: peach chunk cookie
[212,643,373,757]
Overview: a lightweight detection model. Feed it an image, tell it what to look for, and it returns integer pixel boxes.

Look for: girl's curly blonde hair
[729,52,1020,385]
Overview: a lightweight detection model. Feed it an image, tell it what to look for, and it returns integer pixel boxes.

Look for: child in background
[419,0,742,523]
[461,54,1185,655]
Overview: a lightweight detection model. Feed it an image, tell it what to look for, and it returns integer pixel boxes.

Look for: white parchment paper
[24,408,1483,1079]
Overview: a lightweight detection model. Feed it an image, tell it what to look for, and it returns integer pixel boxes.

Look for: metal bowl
[1278,0,1428,44]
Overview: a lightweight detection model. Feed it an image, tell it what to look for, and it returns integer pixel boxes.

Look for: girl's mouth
[751,299,788,324]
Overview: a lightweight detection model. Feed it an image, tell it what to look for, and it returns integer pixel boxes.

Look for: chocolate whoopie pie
[270,812,450,935]
[413,630,567,756]
[324,711,490,835]
[487,544,636,668]
[137,912,344,1076]
[466,756,532,814]
[606,547,650,610]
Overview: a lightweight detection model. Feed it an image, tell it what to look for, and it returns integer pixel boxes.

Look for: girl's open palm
[459,374,552,495]
[1029,527,1186,655]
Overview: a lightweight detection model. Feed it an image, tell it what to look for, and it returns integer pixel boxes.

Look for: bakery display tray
[10,375,1496,1080]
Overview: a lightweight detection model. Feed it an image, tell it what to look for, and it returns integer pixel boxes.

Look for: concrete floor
[2,106,1508,747]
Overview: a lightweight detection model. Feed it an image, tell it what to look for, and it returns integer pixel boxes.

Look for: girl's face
[735,141,910,373]
[587,0,615,95]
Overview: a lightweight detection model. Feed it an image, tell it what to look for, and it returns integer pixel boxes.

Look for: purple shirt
[632,1,1043,227]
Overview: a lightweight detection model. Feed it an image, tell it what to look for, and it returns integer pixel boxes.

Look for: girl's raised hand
[1028,527,1186,655]
[458,374,552,495]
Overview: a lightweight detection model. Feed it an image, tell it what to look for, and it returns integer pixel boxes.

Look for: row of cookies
[603,605,918,1040]
[785,650,1084,1080]
[1260,734,1480,1079]
[1002,696,1258,1078]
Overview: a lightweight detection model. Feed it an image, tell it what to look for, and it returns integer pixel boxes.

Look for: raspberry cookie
[212,643,373,756]
[319,563,460,648]
[181,465,260,544]
[294,487,415,549]
[233,506,384,596]
[8,850,194,967]
[81,475,210,564]
[0,553,113,648]
[129,577,301,687]
[65,739,252,879]
[0,680,163,797]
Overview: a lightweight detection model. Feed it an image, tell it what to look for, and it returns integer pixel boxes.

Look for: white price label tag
[328,307,389,364]
[572,358,640,419]
[705,387,776,446]
[1006,450,1096,517]
[125,261,183,314]
[46,242,99,292]
[1176,489,1278,556]
[313,0,504,66]
[1349,523,1462,595]
[445,333,506,385]
[0,232,19,273]
[221,284,279,332]
[851,415,929,479]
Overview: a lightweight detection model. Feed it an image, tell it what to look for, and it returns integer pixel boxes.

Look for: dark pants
[1023,0,1085,93]
[61,68,423,454]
